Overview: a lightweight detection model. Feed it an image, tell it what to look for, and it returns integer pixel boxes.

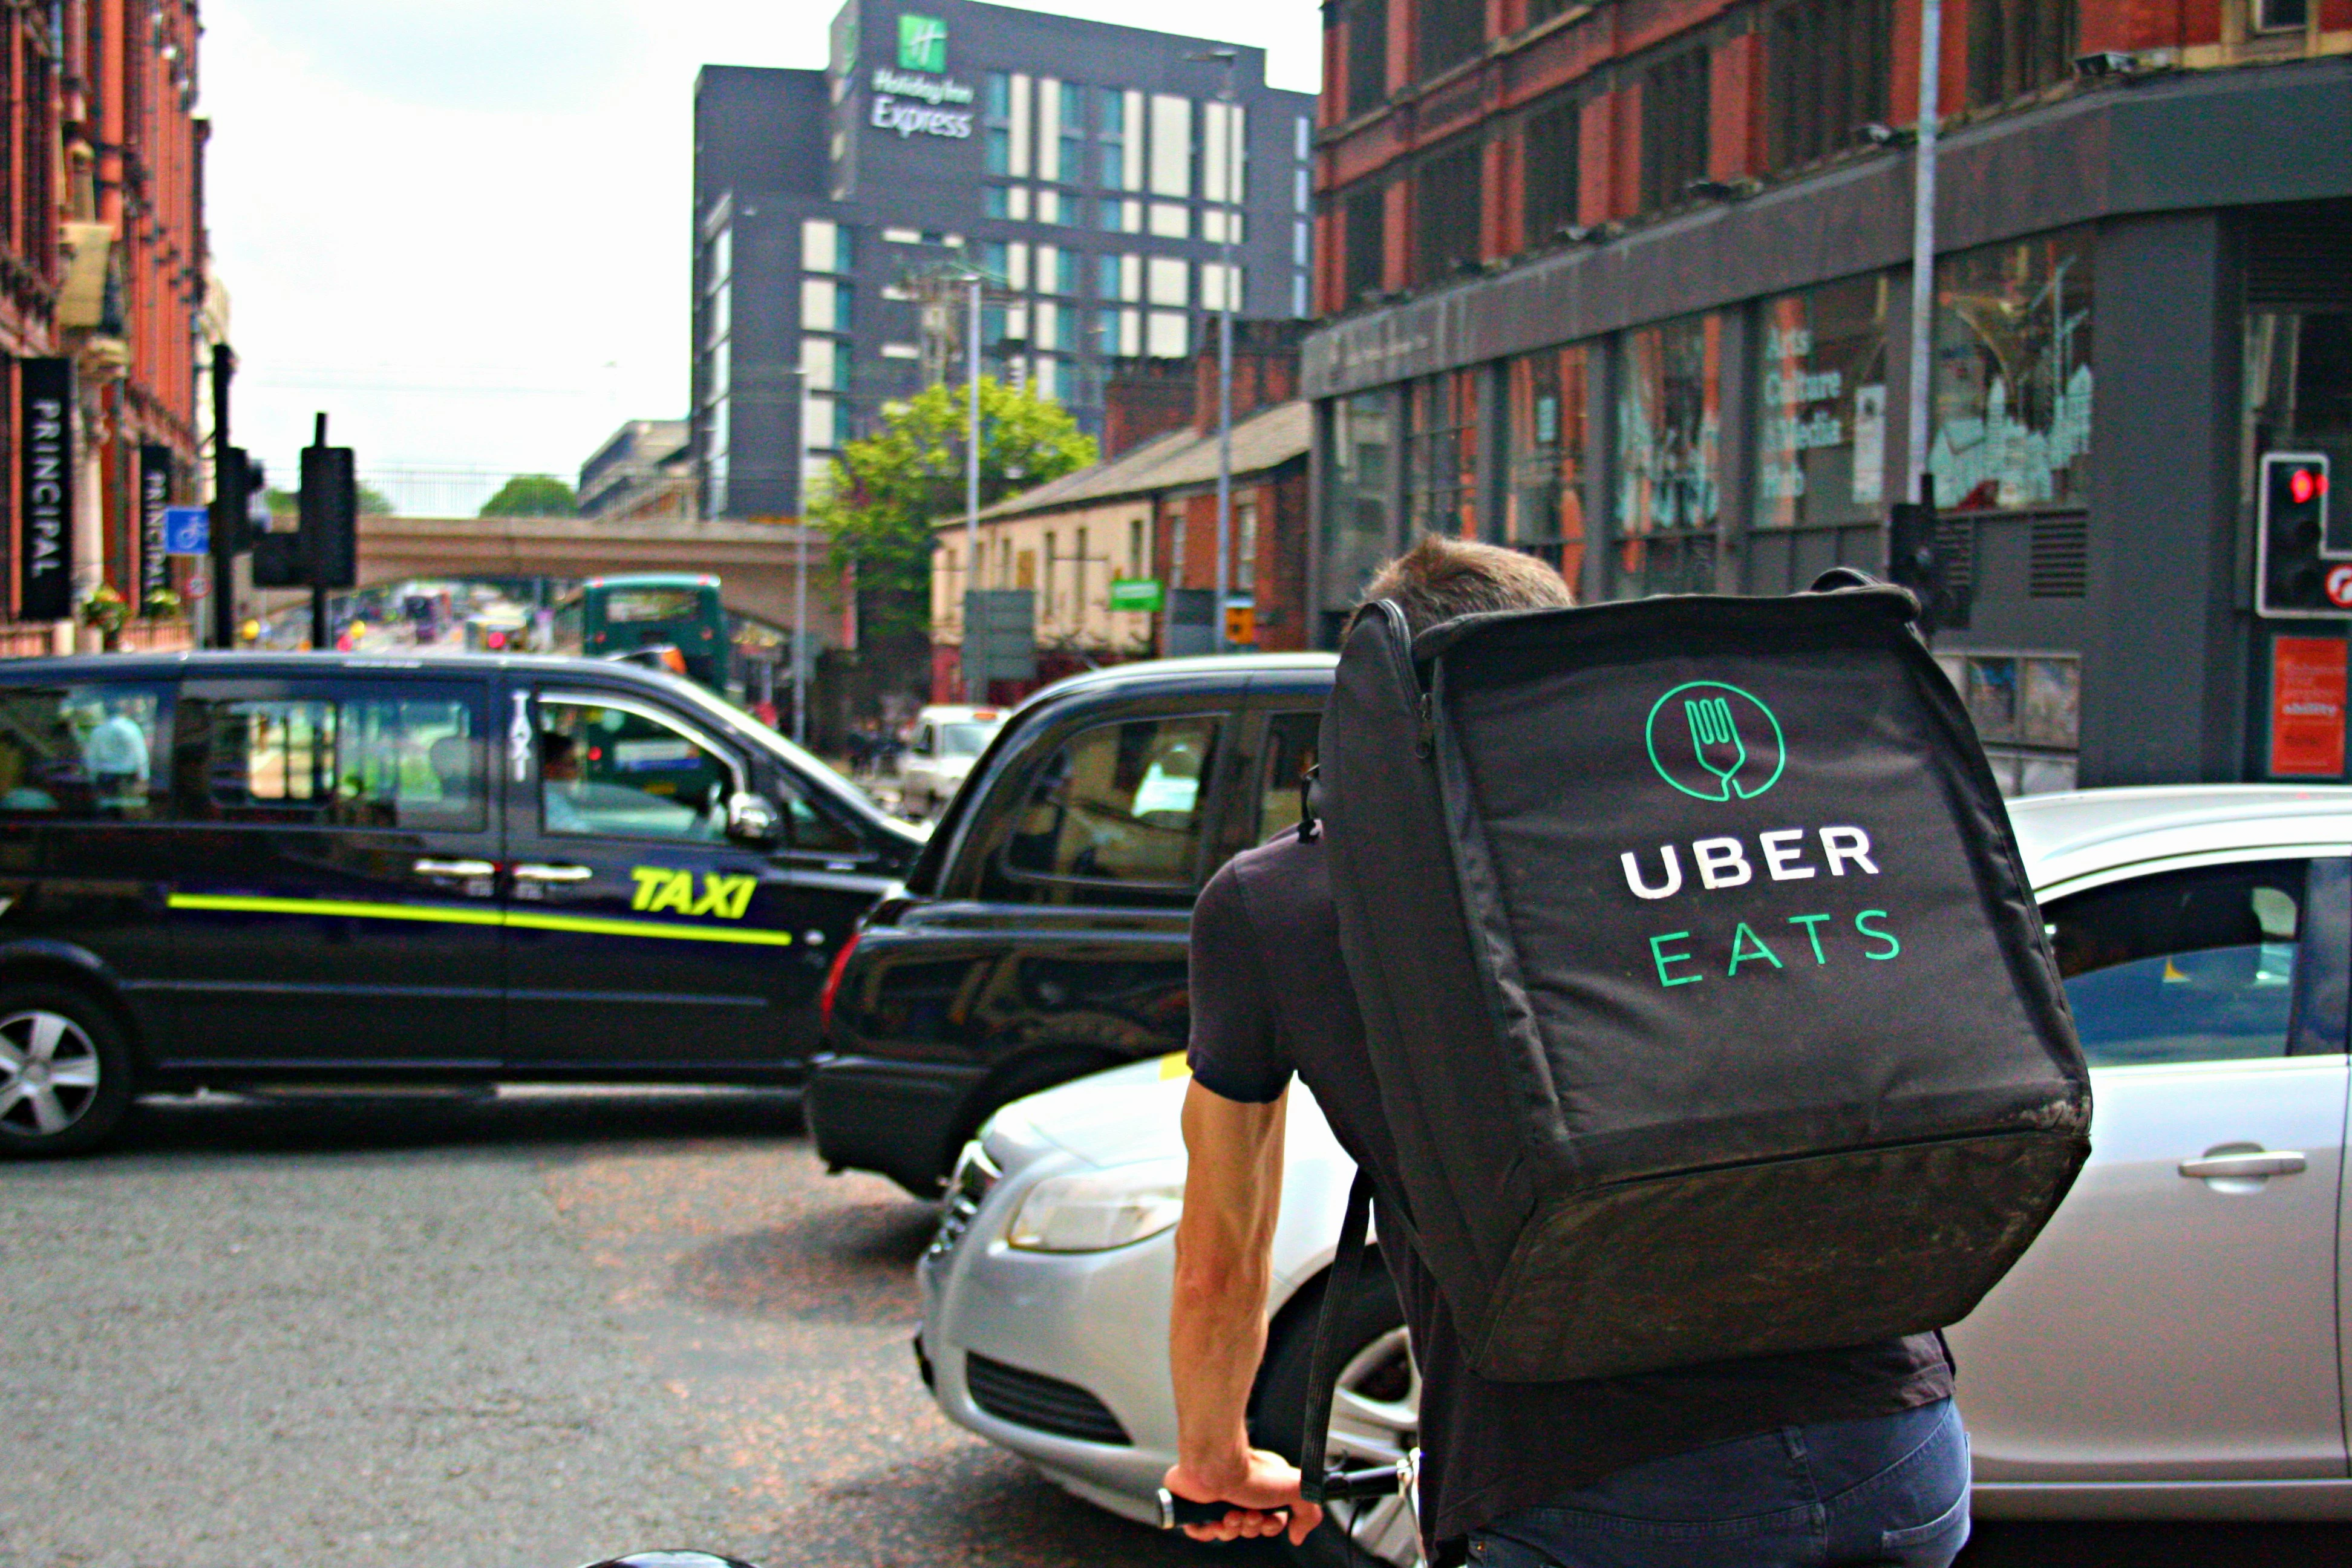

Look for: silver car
[916,786,2352,1564]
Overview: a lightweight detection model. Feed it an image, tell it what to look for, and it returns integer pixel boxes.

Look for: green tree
[479,474,578,518]
[815,376,1094,642]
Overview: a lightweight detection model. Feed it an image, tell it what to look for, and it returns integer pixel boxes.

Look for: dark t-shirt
[1187,829,1953,1560]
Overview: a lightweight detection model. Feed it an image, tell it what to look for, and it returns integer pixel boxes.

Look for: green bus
[549,574,730,693]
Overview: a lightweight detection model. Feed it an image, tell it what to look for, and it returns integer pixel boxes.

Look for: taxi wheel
[0,984,134,1158]
[1252,1263,1423,1568]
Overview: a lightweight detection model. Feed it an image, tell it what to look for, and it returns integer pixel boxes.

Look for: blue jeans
[1466,1399,1970,1568]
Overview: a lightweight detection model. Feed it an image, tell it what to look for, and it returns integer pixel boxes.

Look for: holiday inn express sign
[869,11,973,139]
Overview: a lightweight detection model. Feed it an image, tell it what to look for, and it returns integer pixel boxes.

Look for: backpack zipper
[1414,690,1435,759]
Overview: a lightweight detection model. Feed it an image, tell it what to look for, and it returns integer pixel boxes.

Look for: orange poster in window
[2271,637,2347,778]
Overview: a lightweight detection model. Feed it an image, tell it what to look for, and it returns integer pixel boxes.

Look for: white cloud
[203,1,1321,501]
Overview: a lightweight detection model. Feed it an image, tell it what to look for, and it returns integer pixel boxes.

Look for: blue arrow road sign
[163,506,209,556]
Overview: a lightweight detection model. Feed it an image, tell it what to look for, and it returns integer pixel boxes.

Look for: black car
[0,652,923,1155]
[807,654,1334,1195]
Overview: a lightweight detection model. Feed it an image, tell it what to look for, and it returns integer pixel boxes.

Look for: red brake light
[820,929,862,1034]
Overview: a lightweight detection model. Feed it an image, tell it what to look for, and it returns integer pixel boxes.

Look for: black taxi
[807,654,1334,1195]
[0,652,922,1154]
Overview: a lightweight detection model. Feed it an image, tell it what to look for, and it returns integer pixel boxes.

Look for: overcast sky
[203,1,1321,505]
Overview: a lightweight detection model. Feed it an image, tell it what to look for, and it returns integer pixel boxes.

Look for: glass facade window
[985,186,1010,218]
[985,128,1011,175]
[1096,253,1120,298]
[1324,390,1397,609]
[985,73,1011,119]
[1406,369,1479,537]
[1504,345,1589,585]
[1615,315,1723,596]
[1057,248,1081,296]
[1096,196,1124,230]
[1930,228,2094,512]
[1754,274,1893,528]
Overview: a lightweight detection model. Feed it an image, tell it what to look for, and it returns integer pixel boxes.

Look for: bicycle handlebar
[1155,1461,1408,1529]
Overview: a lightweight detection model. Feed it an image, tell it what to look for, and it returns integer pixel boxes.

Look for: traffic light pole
[310,413,331,652]
[207,343,235,648]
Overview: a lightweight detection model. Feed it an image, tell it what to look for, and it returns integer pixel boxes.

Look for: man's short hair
[1356,534,1577,639]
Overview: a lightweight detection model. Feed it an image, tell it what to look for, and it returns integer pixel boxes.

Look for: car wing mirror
[726,790,783,847]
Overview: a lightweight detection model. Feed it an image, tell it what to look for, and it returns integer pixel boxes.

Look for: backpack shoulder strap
[1297,1168,1376,1503]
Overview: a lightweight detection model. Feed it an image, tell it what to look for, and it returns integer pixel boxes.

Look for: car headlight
[1005,1157,1186,1252]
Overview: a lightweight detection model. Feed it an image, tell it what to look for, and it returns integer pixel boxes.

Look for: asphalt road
[1,1090,2344,1568]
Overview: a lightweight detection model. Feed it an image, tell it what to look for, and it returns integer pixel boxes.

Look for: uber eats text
[1619,826,1901,986]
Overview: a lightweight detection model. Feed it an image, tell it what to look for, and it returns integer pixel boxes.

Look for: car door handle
[415,858,497,878]
[2178,1149,2308,1180]
[513,863,593,883]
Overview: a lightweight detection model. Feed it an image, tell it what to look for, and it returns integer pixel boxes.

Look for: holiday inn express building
[1304,0,2352,792]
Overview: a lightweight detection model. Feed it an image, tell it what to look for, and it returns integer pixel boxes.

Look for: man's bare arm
[1163,1077,1324,1545]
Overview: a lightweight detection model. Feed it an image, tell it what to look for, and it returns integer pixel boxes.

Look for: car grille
[965,1352,1132,1445]
[929,1140,1001,1258]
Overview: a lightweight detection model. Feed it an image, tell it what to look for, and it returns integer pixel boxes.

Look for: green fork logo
[1644,682,1786,802]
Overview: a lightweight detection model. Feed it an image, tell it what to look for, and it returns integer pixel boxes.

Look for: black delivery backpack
[1310,577,2091,1393]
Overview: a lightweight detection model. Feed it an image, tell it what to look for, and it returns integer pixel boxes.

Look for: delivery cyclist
[1161,535,1969,1568]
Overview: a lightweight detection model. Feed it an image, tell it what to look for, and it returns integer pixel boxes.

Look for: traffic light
[299,440,358,589]
[1884,483,1968,635]
[212,445,266,555]
[2257,452,2337,618]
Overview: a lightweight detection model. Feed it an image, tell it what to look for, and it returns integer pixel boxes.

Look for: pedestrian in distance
[1162,534,1973,1568]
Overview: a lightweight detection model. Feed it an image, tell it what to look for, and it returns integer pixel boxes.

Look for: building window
[986,73,1010,118]
[1344,187,1385,302]
[1930,229,2094,512]
[1056,248,1082,296]
[1345,0,1388,116]
[1615,315,1723,596]
[1640,49,1712,212]
[1147,256,1189,307]
[1147,311,1188,358]
[1406,369,1479,537]
[1325,390,1397,613]
[1754,274,1894,528]
[1096,253,1121,298]
[1414,142,1482,286]
[986,128,1011,175]
[1526,0,1577,22]
[1766,0,1892,173]
[1235,500,1258,594]
[1097,196,1124,230]
[985,186,1011,218]
[1967,0,2077,109]
[1522,98,1582,247]
[1418,0,1486,80]
[2256,0,2310,29]
[1505,345,1590,585]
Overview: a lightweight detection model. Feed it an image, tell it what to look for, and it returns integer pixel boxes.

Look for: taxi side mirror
[726,791,783,847]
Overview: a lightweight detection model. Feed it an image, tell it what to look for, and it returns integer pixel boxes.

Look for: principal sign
[17,358,72,620]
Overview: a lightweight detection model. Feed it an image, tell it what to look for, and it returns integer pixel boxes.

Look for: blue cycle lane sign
[163,506,209,556]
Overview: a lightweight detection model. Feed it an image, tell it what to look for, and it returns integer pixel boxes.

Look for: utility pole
[207,342,235,648]
[965,270,984,702]
[792,370,811,747]
[1192,48,1240,653]
[309,413,330,652]
[1904,0,1944,501]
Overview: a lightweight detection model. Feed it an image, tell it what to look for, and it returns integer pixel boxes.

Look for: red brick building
[1,1,207,652]
[1307,1,2352,792]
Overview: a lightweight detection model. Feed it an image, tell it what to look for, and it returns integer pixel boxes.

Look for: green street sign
[1108,578,1164,613]
[898,14,947,71]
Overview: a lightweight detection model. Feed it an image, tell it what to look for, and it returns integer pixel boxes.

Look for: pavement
[1,1088,2344,1568]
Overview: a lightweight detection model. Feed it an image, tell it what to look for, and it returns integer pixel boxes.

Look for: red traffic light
[2289,466,2328,506]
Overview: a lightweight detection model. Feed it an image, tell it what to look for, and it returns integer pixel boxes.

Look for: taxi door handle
[514,863,593,883]
[415,858,497,878]
[2179,1149,2307,1180]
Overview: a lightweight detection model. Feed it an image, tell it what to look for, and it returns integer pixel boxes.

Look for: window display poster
[2271,636,2347,778]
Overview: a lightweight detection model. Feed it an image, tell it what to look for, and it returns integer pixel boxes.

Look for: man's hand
[1163,1449,1325,1545]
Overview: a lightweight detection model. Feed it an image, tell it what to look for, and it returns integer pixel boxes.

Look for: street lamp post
[792,365,811,747]
[966,269,984,702]
[1191,48,1240,653]
[1904,0,1944,501]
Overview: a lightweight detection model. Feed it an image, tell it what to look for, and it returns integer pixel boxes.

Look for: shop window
[1418,0,1486,79]
[1967,0,2077,109]
[1640,50,1711,213]
[0,682,169,820]
[1766,0,1892,172]
[1754,274,1894,528]
[1935,650,2080,794]
[1324,390,1398,613]
[1414,142,1482,287]
[1929,228,2094,512]
[1615,315,1722,596]
[1407,370,1480,538]
[1521,99,1582,247]
[1344,186,1386,302]
[1345,0,1389,115]
[1504,345,1590,585]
